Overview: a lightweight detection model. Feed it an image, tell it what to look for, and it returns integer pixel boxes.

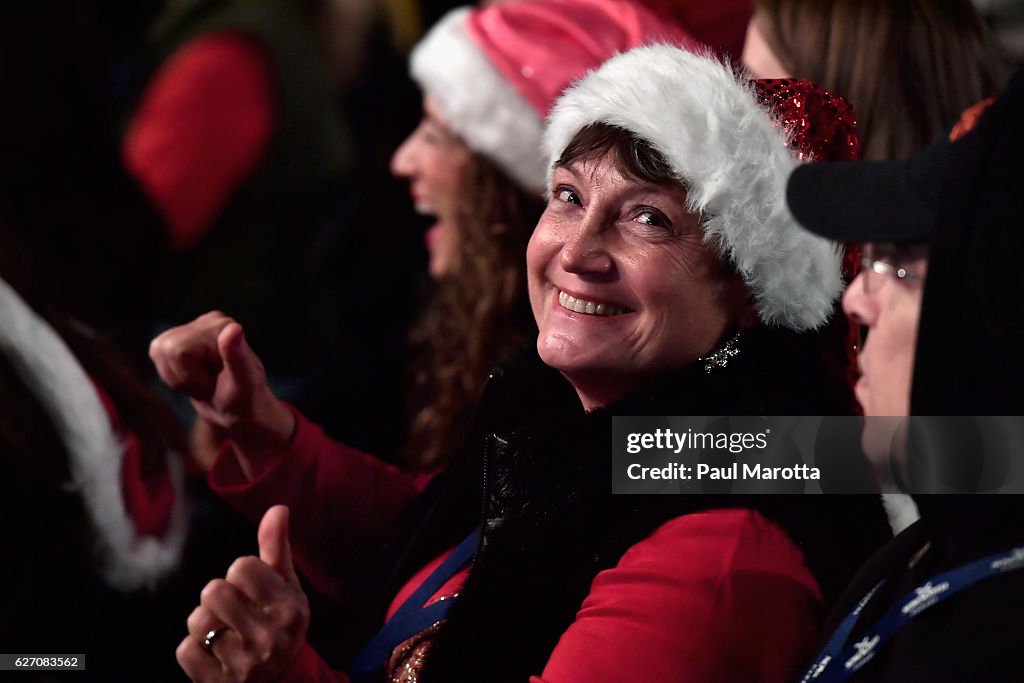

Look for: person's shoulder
[561,508,822,682]
[619,508,819,590]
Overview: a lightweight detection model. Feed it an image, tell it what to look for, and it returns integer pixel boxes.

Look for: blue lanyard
[348,527,481,682]
[800,544,1024,683]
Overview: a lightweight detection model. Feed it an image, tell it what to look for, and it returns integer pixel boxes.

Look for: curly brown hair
[404,154,544,471]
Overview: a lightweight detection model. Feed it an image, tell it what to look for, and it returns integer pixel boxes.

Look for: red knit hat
[410,0,695,194]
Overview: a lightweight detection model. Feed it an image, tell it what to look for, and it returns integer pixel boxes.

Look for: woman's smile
[556,288,632,317]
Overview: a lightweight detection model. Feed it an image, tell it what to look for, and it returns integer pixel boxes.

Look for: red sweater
[210,412,822,682]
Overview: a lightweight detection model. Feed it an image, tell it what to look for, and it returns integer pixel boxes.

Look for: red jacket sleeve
[208,409,431,608]
[122,32,275,250]
[531,509,822,683]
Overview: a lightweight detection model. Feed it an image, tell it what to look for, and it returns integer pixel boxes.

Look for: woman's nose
[560,218,613,275]
[390,132,418,179]
[842,272,873,328]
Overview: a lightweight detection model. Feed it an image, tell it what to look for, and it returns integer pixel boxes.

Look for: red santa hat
[409,0,696,195]
[544,45,859,331]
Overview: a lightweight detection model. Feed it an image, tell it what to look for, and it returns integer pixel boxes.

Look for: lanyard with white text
[800,544,1024,683]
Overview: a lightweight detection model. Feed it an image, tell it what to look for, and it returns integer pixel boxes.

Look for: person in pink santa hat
[392,0,697,472]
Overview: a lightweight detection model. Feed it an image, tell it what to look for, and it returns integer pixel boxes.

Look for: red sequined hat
[546,46,855,332]
[751,78,860,163]
[752,78,862,320]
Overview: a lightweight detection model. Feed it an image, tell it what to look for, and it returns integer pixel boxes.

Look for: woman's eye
[421,125,443,145]
[556,187,582,205]
[635,209,667,227]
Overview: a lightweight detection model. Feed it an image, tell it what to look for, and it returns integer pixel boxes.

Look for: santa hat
[0,276,188,590]
[544,45,859,331]
[410,0,696,195]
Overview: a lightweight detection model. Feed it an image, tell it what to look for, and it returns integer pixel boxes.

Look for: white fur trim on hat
[0,276,189,591]
[410,7,547,195]
[544,45,844,331]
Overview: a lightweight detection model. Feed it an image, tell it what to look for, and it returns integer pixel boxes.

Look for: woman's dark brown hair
[556,122,679,186]
[754,0,1005,160]
[404,155,543,471]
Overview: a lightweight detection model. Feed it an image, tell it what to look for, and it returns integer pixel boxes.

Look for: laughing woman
[152,47,889,683]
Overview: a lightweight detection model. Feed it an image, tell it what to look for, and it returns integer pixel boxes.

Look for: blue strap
[800,544,1024,683]
[348,527,481,682]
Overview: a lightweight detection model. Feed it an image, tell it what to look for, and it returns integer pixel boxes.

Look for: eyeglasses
[859,245,924,294]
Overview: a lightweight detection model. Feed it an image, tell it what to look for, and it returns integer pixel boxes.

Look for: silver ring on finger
[202,626,228,655]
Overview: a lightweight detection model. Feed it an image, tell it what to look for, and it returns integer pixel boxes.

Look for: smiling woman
[151,45,892,683]
[532,47,862,414]
[530,124,754,407]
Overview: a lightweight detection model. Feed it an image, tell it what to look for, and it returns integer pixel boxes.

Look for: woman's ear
[737,294,760,330]
[737,280,761,327]
[725,273,759,330]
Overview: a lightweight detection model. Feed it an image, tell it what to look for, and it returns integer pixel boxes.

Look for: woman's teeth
[558,290,627,316]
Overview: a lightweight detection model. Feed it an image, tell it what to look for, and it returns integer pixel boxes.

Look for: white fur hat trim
[544,45,844,331]
[410,7,547,195]
[0,276,188,591]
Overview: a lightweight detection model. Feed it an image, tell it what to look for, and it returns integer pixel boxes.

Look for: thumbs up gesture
[149,311,295,466]
[177,506,311,683]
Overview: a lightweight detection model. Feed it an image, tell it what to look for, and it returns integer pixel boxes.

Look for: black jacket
[807,497,1024,682]
[364,326,890,682]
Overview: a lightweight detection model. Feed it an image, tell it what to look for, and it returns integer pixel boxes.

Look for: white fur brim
[410,7,547,195]
[544,45,844,331]
[0,276,188,591]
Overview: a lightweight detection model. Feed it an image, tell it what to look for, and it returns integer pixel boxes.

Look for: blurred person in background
[972,0,1024,69]
[390,1,546,471]
[0,3,227,679]
[0,230,190,682]
[742,0,1005,161]
[787,69,1024,682]
[122,0,424,463]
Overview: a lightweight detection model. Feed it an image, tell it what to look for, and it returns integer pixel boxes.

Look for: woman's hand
[189,416,229,472]
[149,311,295,472]
[177,506,311,682]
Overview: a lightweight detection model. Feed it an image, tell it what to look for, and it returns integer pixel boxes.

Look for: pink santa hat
[409,0,697,195]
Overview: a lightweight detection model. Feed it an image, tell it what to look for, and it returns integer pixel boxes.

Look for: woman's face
[842,244,929,480]
[527,151,752,409]
[391,96,474,279]
[741,13,791,79]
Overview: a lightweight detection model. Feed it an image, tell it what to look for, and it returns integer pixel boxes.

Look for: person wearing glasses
[786,71,1024,681]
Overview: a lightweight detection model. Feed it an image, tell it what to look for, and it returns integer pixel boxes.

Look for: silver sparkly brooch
[699,331,742,373]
